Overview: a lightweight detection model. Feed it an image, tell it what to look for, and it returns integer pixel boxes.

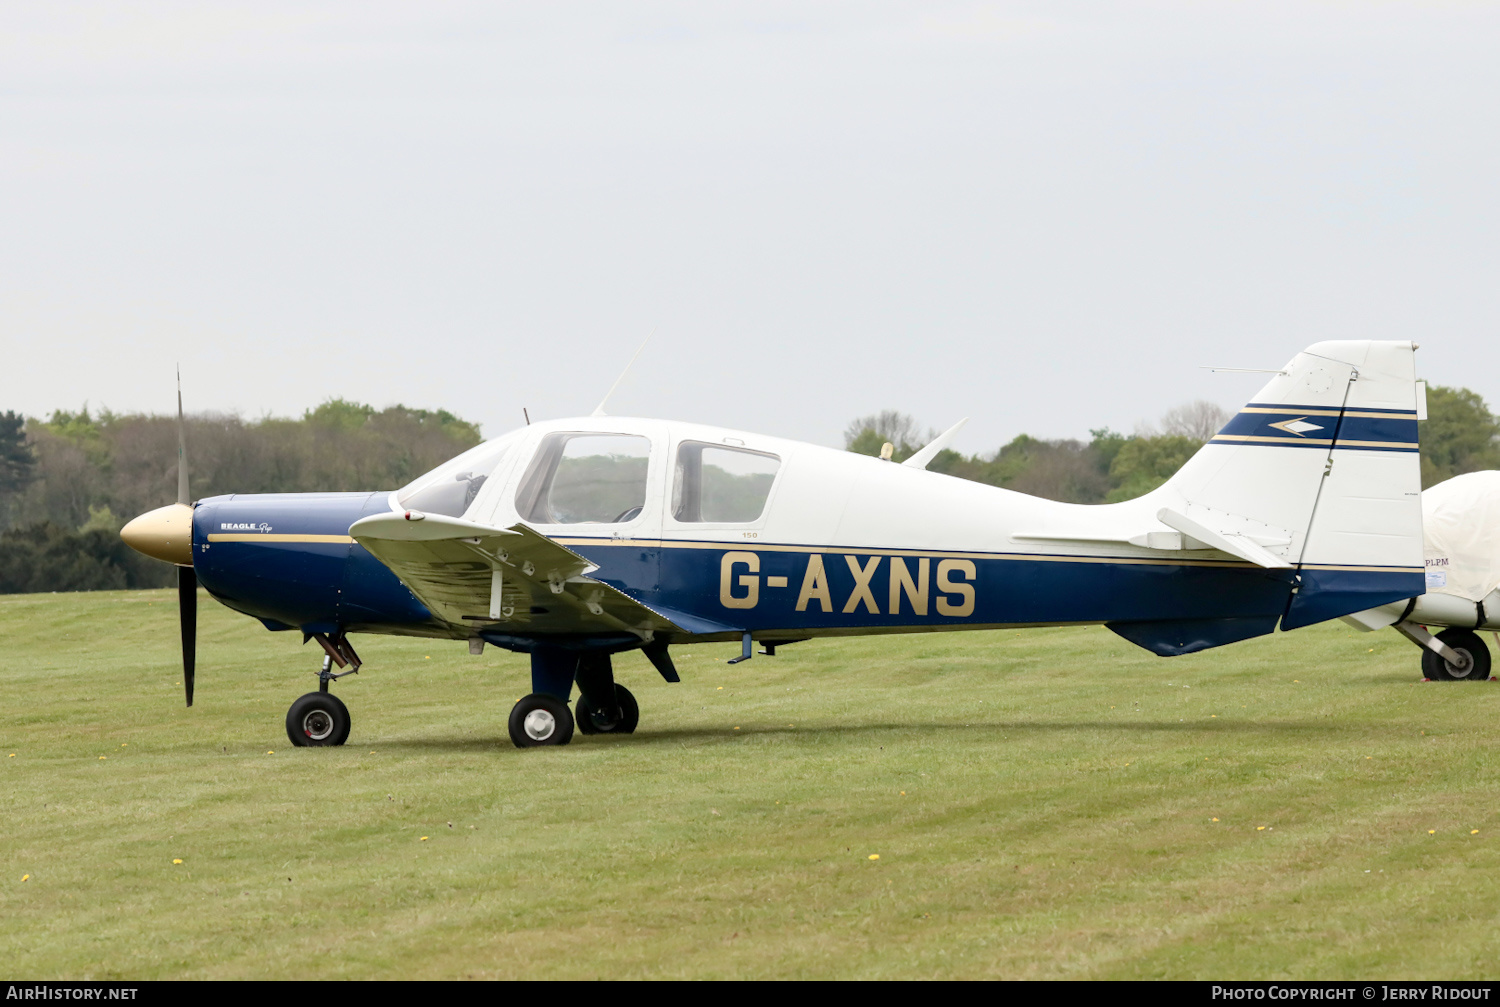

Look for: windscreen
[396,436,514,518]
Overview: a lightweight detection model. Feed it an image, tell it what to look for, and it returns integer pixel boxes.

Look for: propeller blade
[178,565,197,707]
[175,368,196,707]
[176,367,190,506]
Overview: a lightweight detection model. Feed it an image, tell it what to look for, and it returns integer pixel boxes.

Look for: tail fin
[1161,340,1424,629]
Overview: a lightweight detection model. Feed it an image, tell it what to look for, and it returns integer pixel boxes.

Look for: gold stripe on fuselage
[204,532,1420,576]
[553,538,1255,567]
[554,537,1420,575]
[207,533,355,544]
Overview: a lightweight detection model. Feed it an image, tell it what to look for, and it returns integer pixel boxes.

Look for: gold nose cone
[120,503,195,565]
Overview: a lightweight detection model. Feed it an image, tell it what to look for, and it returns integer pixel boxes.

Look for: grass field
[3,588,1500,979]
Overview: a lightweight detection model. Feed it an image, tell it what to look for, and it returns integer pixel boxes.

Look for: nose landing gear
[285,632,361,747]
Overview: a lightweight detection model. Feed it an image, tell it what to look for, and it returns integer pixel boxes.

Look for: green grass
[3,589,1500,979]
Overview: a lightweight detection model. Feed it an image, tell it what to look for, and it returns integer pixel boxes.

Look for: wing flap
[350,512,682,637]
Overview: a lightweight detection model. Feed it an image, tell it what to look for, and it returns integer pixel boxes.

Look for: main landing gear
[286,632,361,747]
[510,650,642,748]
[278,634,670,749]
[1393,623,1494,682]
[1420,628,1492,681]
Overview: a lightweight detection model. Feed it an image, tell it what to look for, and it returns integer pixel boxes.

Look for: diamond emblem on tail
[1268,417,1324,436]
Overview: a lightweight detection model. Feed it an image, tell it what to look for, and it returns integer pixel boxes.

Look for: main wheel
[509,693,575,748]
[1422,628,1493,681]
[286,692,351,747]
[575,683,640,736]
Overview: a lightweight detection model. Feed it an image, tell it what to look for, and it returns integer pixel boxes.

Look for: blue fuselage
[191,491,1418,656]
[194,493,431,636]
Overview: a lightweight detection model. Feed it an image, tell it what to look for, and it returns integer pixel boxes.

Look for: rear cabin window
[672,443,780,523]
[515,433,651,524]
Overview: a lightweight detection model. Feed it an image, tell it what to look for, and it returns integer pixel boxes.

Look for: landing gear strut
[286,632,361,747]
[574,652,639,736]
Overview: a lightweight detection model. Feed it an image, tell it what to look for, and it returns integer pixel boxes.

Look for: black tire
[1422,628,1493,681]
[286,692,351,747]
[574,683,640,736]
[509,693,575,748]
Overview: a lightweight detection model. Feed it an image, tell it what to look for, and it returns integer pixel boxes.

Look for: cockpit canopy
[395,420,785,525]
[395,434,516,518]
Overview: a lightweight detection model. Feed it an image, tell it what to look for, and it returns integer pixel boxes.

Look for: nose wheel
[286,691,351,746]
[284,639,360,746]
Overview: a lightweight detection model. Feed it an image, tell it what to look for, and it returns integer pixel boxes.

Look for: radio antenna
[591,329,654,417]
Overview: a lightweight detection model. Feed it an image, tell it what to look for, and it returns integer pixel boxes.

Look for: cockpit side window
[515,433,651,524]
[396,438,512,518]
[672,443,780,523]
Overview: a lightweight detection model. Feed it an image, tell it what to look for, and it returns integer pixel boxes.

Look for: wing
[349,511,682,638]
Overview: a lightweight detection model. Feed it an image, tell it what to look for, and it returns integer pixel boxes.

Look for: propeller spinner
[118,371,197,706]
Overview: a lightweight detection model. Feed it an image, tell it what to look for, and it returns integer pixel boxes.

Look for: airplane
[1342,469,1500,682]
[120,340,1426,749]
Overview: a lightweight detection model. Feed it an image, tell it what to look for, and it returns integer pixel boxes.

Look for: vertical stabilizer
[1160,340,1424,630]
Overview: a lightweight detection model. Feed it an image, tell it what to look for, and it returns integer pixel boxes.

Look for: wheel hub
[523,708,557,741]
[303,709,334,741]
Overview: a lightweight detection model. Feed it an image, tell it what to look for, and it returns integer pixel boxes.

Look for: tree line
[0,401,481,594]
[843,385,1500,503]
[1,386,1497,594]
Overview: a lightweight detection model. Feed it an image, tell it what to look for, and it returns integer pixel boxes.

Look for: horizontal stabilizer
[1012,509,1293,568]
[1155,508,1293,569]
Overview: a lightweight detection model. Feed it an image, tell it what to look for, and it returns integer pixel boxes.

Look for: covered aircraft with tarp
[1345,470,1500,681]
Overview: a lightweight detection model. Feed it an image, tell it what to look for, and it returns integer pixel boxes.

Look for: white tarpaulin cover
[1422,470,1500,601]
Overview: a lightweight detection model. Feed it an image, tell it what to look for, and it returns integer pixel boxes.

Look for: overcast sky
[3,1,1498,455]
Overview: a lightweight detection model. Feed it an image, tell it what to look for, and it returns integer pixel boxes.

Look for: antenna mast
[591,329,655,417]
